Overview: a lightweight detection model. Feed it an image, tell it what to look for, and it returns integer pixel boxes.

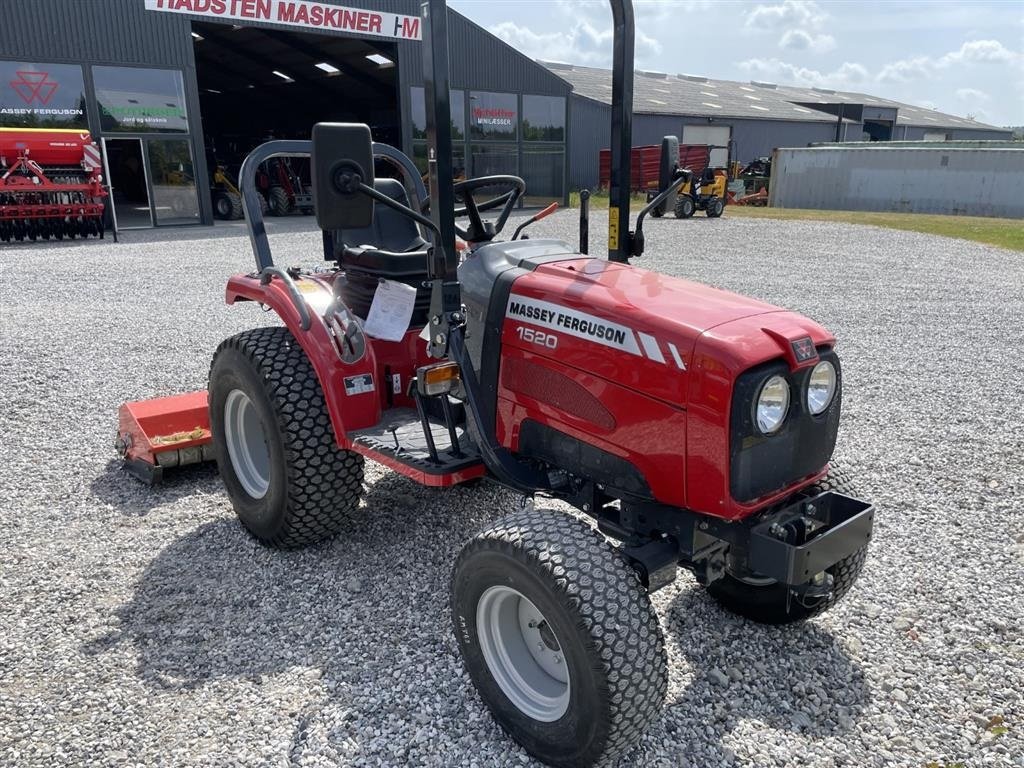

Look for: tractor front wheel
[705,465,868,624]
[706,196,725,218]
[209,327,364,548]
[451,509,667,767]
[212,191,233,220]
[673,194,695,219]
[267,185,291,216]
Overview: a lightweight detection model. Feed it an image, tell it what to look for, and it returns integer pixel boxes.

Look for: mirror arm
[357,181,441,237]
[631,174,689,257]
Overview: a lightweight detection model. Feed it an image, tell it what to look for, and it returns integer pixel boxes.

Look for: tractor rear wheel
[451,508,667,767]
[208,327,364,548]
[267,185,291,216]
[705,465,868,624]
[673,194,695,219]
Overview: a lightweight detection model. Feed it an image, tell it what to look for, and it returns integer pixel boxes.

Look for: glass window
[522,147,565,203]
[470,143,517,177]
[147,139,200,225]
[522,95,565,142]
[413,142,466,184]
[469,91,517,141]
[93,66,188,133]
[0,61,87,128]
[411,87,464,141]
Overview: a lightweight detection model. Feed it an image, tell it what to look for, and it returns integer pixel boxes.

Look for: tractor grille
[729,348,841,503]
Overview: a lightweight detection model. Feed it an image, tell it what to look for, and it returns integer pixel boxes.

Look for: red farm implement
[598,142,709,191]
[0,128,108,242]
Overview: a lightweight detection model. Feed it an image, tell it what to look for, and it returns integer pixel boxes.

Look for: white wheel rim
[223,389,271,499]
[476,586,570,722]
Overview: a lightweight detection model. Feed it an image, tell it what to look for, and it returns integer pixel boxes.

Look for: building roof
[541,62,1004,131]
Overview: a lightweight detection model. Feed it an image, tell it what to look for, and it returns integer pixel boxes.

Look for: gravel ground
[1,212,1022,768]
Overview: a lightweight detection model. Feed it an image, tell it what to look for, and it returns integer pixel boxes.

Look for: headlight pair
[755,360,837,435]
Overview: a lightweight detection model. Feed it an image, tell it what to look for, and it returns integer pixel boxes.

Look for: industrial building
[0,0,1011,228]
[550,63,1014,190]
[1,0,570,229]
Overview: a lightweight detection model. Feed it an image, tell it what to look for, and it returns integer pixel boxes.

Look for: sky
[448,0,1024,127]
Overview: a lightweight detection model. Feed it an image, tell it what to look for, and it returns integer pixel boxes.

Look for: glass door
[146,139,200,225]
[101,138,153,229]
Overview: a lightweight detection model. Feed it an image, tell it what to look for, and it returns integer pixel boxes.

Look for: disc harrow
[0,129,109,243]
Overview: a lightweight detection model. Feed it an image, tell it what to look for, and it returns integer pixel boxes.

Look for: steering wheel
[424,175,526,243]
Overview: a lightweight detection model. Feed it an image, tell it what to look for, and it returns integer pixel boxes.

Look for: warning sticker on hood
[506,295,642,356]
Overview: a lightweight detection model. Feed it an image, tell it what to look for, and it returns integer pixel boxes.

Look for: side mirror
[311,122,374,230]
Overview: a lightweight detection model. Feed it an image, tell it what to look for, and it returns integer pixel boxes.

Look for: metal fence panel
[769,147,1024,218]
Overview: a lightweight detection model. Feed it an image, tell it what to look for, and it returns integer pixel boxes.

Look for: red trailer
[0,127,108,242]
[598,142,709,191]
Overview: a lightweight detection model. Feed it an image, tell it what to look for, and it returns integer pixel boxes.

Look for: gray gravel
[1,212,1022,767]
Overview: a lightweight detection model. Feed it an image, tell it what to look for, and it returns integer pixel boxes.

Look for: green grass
[568,190,1024,252]
[726,206,1024,252]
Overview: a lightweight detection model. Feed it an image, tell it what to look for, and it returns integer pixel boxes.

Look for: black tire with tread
[208,327,364,548]
[226,191,244,219]
[451,508,667,768]
[706,196,725,218]
[674,194,695,219]
[212,191,232,220]
[705,465,868,624]
[267,185,291,216]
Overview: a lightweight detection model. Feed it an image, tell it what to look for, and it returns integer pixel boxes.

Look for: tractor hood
[504,255,834,406]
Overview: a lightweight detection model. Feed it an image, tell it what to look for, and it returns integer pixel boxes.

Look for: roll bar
[239,140,427,272]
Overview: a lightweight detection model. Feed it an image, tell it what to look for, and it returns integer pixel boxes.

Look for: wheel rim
[476,586,570,722]
[223,389,271,499]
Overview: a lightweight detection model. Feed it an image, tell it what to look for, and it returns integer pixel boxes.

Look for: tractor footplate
[350,407,483,476]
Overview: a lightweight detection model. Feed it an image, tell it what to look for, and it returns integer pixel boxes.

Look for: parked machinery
[0,128,108,242]
[257,156,313,216]
[646,135,730,219]
[210,162,245,220]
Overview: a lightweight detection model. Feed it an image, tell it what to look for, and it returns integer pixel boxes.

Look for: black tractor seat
[322,178,431,326]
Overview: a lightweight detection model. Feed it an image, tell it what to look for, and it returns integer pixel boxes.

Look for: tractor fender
[224,273,381,445]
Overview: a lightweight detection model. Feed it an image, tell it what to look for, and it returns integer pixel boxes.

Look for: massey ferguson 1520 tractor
[116,1,873,765]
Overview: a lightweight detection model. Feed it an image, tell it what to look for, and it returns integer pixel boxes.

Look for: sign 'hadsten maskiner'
[144,0,423,40]
[506,295,642,356]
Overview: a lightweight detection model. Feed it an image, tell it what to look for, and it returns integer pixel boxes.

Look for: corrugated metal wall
[567,94,840,190]
[769,147,1024,218]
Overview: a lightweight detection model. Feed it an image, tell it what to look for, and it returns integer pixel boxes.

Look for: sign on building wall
[93,67,190,133]
[0,61,87,129]
[144,0,422,40]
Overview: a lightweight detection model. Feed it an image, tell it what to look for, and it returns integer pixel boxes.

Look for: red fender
[225,272,381,445]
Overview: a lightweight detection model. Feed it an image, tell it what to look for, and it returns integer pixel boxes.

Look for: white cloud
[780,28,835,53]
[737,58,868,88]
[489,15,662,68]
[746,2,835,55]
[746,0,826,30]
[878,39,1022,82]
[955,87,990,101]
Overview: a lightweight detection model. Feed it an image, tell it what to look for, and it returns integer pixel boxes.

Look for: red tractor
[117,2,873,765]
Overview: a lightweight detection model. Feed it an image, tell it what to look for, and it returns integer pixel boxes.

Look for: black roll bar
[239,140,427,272]
[607,0,635,263]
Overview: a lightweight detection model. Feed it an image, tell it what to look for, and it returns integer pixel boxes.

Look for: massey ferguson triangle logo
[11,71,58,105]
[791,336,817,363]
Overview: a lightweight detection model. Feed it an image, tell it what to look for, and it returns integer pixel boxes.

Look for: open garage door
[682,125,730,168]
[192,21,400,216]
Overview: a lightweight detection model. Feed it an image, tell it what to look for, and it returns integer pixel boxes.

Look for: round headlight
[755,375,790,434]
[807,360,837,415]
